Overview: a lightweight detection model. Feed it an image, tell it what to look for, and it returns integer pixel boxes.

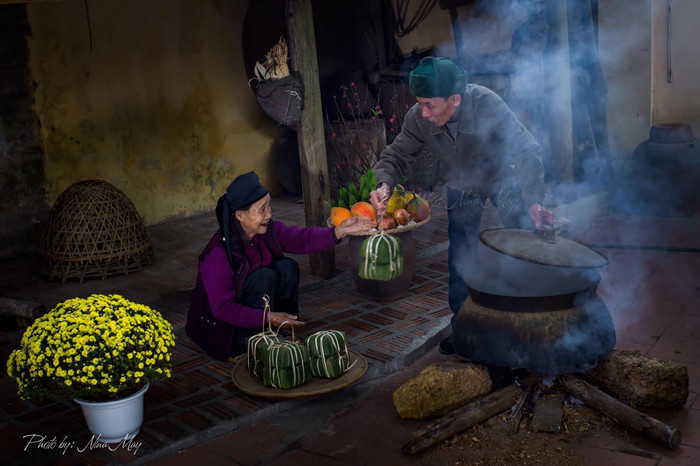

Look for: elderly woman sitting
[186,171,374,359]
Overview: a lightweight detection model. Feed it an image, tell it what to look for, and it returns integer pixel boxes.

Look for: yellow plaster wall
[26,0,279,224]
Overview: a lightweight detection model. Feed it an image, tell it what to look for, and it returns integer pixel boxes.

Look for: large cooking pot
[453,229,616,374]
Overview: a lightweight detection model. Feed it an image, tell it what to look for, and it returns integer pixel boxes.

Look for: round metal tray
[231,349,369,401]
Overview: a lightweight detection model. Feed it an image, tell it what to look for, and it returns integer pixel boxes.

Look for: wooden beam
[370,0,386,71]
[449,8,465,66]
[0,0,64,4]
[285,0,336,279]
[544,0,574,201]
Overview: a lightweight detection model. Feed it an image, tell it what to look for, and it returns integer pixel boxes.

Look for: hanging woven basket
[252,75,303,128]
[37,180,155,283]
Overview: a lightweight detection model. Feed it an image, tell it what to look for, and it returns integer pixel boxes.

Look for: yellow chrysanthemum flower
[6,294,175,402]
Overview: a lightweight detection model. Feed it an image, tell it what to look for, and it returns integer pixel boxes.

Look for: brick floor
[1,194,699,465]
[0,194,454,464]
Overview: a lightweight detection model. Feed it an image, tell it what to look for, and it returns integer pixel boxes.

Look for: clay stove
[453,228,616,375]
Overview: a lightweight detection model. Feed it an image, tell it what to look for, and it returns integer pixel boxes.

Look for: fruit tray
[327,215,430,236]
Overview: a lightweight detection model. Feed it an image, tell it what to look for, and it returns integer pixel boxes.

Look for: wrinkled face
[416,94,461,126]
[236,194,272,240]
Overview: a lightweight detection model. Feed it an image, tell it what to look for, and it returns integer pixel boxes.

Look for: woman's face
[236,194,272,240]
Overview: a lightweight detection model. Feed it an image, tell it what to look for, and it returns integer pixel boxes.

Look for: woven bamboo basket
[37,180,155,283]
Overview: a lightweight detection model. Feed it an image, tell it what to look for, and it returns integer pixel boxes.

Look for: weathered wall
[599,0,700,158]
[599,0,652,159]
[26,0,278,225]
[0,5,47,260]
[651,0,700,135]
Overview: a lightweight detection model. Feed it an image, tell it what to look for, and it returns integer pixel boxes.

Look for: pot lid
[479,229,608,269]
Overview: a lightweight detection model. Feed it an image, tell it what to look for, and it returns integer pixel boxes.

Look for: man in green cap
[369,56,552,355]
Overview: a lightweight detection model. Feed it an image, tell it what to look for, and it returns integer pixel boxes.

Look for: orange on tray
[330,206,352,226]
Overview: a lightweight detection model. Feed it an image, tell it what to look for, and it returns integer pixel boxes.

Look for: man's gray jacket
[374,84,545,208]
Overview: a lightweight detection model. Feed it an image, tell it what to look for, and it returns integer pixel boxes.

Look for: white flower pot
[74,382,149,443]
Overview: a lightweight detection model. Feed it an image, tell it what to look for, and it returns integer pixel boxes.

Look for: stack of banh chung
[245,326,353,389]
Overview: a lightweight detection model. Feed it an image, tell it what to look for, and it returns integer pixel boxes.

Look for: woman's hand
[266,311,305,329]
[334,216,376,240]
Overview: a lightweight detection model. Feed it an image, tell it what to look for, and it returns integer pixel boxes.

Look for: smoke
[433,0,697,338]
[414,1,699,372]
[425,0,699,222]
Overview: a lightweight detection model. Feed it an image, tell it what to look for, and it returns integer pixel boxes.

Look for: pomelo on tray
[350,201,377,222]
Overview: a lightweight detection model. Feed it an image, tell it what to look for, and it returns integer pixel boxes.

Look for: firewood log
[560,374,681,449]
[402,384,521,455]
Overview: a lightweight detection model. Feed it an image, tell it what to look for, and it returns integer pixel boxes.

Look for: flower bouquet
[6,294,175,402]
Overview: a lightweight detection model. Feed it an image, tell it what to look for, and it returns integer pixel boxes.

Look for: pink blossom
[350,140,354,145]
[336,163,340,169]
[361,145,366,150]
[348,103,352,108]
[357,158,362,164]
[374,105,381,110]
[331,132,336,138]
[389,118,394,124]
[351,82,355,86]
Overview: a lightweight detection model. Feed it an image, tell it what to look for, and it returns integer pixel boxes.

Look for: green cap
[408,57,468,98]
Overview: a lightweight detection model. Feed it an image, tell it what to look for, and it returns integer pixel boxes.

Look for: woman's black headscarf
[215,171,268,266]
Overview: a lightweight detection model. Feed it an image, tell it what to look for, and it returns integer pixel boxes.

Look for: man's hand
[369,182,390,217]
[267,311,305,329]
[528,202,554,230]
[334,216,375,240]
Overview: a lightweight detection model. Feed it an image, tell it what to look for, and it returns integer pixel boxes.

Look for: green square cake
[261,340,311,389]
[306,330,351,379]
[246,330,280,378]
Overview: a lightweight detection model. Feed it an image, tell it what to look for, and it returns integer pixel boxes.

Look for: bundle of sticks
[254,37,289,81]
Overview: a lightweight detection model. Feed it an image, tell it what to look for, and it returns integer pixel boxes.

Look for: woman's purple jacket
[186,219,340,359]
